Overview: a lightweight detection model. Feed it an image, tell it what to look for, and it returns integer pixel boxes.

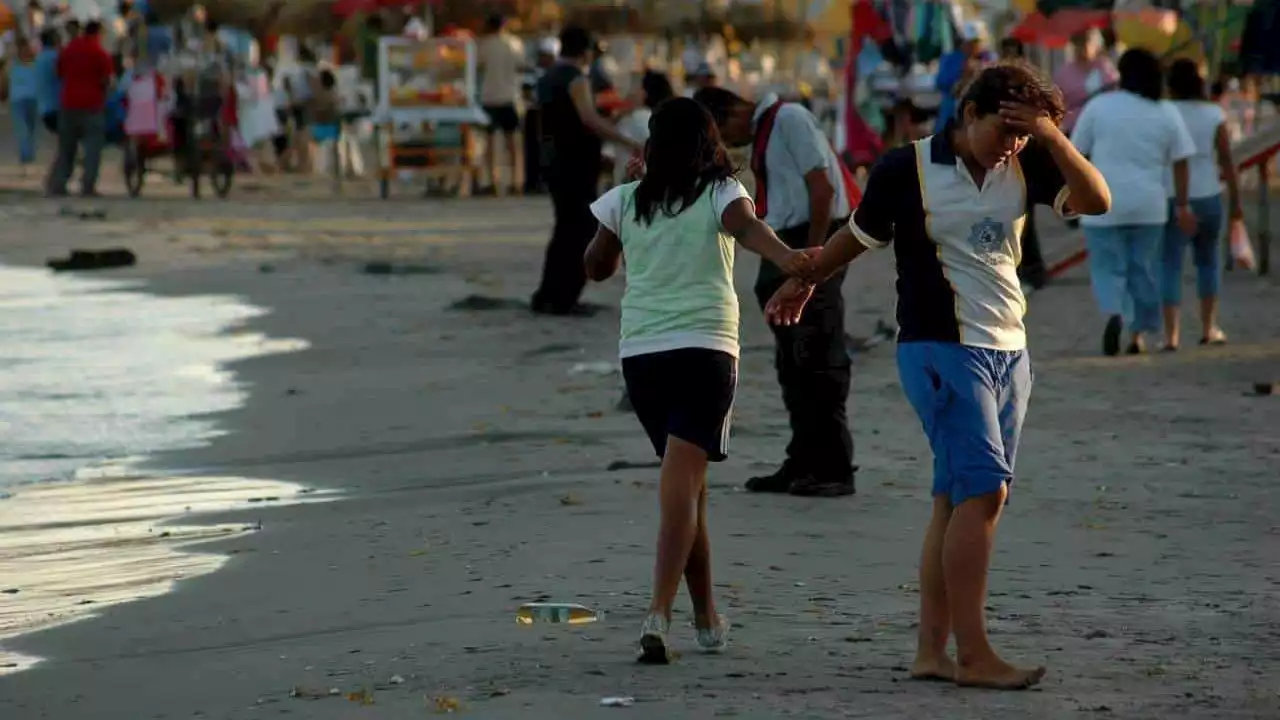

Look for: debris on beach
[600,696,636,707]
[47,248,137,272]
[346,688,375,705]
[288,686,340,699]
[388,675,406,685]
[568,361,620,377]
[362,261,442,276]
[448,294,527,312]
[430,695,462,713]
[1252,382,1277,396]
[559,493,584,507]
[58,206,108,221]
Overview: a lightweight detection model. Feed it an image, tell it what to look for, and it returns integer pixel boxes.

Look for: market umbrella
[1007,9,1109,49]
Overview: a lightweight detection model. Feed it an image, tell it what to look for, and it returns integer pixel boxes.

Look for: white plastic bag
[1229,219,1257,272]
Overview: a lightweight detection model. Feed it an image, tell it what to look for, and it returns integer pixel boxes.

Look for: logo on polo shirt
[967,217,1009,266]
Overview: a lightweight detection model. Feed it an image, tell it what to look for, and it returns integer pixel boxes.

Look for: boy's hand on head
[998,101,1059,141]
[764,278,815,326]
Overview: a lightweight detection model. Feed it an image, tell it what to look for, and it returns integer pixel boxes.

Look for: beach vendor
[765,62,1111,690]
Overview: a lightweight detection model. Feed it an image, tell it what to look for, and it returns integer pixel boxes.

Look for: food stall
[373,34,487,199]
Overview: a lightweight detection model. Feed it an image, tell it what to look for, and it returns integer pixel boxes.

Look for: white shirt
[478,32,525,108]
[1071,91,1195,227]
[1167,100,1226,200]
[752,94,852,231]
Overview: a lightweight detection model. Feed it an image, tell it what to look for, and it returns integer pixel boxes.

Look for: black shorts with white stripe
[621,348,737,462]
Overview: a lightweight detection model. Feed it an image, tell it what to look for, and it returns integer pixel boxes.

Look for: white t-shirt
[1071,92,1196,227]
[478,33,525,108]
[592,178,751,236]
[1167,100,1226,200]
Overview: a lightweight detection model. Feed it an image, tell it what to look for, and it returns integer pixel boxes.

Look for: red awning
[1008,9,1110,49]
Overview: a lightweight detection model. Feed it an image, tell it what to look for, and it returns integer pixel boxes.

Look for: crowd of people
[520,18,1260,688]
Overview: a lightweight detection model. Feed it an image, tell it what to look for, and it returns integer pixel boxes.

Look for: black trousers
[523,108,543,193]
[752,220,855,484]
[532,163,599,310]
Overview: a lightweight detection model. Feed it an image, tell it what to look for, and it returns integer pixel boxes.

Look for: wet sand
[0,184,1276,718]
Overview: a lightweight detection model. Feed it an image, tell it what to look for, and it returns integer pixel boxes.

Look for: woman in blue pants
[1160,59,1242,350]
[7,39,41,173]
[1071,49,1198,356]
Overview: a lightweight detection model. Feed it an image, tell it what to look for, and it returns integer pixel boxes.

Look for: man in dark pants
[48,20,112,198]
[697,87,856,497]
[530,26,640,316]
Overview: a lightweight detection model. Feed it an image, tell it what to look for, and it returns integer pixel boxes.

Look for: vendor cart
[373,35,487,199]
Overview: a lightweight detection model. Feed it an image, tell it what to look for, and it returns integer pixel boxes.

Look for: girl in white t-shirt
[582,97,811,663]
[1161,59,1242,350]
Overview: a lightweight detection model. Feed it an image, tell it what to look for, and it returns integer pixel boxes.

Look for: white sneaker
[696,614,730,654]
[637,614,672,664]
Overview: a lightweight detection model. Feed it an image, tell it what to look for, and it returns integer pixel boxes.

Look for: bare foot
[910,653,957,682]
[956,658,1046,690]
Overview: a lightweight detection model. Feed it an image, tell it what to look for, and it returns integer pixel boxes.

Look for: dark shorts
[484,103,521,134]
[622,348,737,462]
[42,112,58,134]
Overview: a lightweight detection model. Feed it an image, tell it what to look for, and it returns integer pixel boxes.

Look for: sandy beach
[0,157,1276,719]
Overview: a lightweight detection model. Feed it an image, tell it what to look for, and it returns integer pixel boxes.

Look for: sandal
[1200,329,1228,346]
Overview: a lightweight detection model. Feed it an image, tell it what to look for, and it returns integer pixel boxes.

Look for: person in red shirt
[47,19,113,197]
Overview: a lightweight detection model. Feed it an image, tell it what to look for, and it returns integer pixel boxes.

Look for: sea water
[0,265,312,672]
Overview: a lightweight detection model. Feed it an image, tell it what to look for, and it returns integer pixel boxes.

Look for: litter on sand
[600,696,636,707]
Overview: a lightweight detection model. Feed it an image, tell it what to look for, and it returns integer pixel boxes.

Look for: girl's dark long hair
[633,97,736,226]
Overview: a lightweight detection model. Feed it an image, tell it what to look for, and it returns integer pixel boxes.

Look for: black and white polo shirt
[850,126,1071,352]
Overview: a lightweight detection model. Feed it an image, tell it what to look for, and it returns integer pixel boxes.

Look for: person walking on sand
[1160,59,1242,351]
[8,37,41,175]
[34,28,62,134]
[1071,48,1197,356]
[695,85,858,497]
[766,62,1111,689]
[583,97,815,663]
[530,26,640,317]
[48,19,113,198]
[477,13,527,196]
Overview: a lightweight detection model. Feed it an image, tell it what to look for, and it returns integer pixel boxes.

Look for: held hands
[776,247,824,284]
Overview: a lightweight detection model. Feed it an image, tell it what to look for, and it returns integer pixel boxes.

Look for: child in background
[583,97,813,663]
[309,68,341,176]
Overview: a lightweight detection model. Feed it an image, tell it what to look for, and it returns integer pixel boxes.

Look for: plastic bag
[1229,219,1256,272]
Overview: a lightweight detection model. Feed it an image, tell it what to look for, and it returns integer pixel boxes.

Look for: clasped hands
[767,247,826,327]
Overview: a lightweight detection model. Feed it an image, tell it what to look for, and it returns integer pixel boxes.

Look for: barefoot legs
[943,484,1046,689]
[911,495,957,682]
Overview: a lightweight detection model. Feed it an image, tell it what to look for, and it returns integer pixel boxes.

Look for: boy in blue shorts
[768,62,1111,689]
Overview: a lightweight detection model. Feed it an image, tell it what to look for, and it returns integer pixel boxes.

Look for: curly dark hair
[959,60,1067,126]
[1166,58,1206,101]
[633,97,736,226]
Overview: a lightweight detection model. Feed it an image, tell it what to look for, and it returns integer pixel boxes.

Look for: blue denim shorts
[897,342,1032,506]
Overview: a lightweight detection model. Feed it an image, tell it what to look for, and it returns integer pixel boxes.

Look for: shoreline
[0,193,1276,718]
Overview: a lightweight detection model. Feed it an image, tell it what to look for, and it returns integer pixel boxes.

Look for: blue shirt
[7,61,39,103]
[34,48,61,116]
[933,50,967,133]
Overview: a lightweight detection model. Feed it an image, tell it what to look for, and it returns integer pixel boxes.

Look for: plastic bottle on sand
[515,602,603,625]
